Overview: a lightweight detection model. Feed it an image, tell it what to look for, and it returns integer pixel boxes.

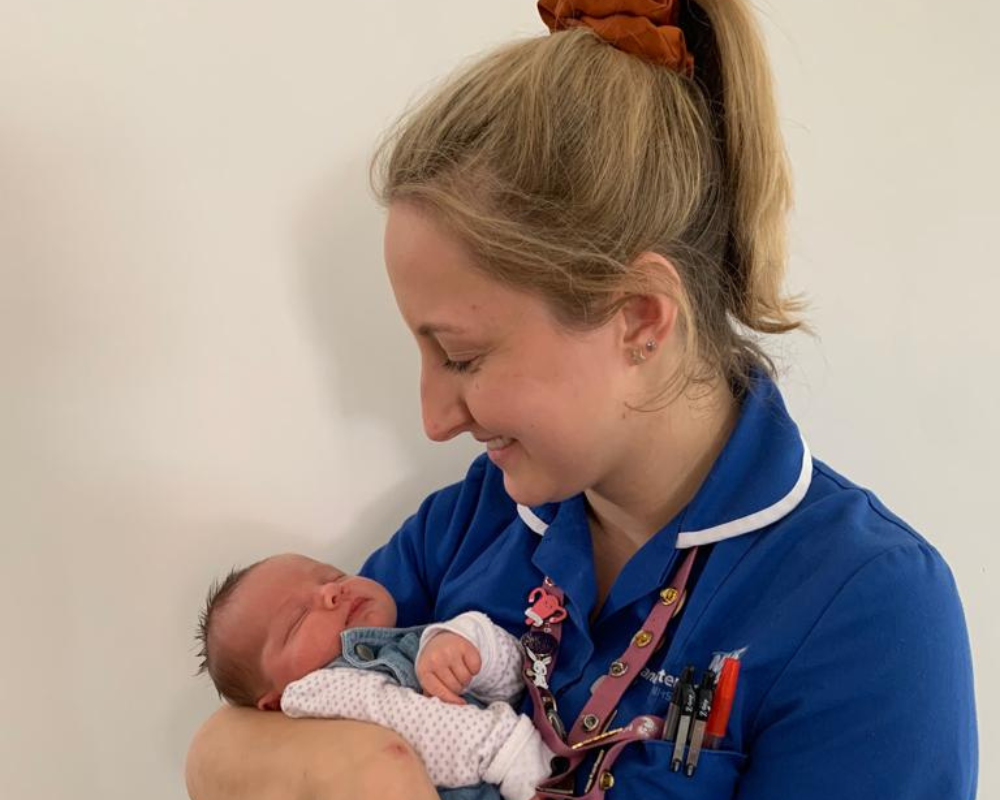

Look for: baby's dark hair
[195,560,266,707]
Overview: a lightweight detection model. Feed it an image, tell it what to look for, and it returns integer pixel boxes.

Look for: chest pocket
[605,741,746,799]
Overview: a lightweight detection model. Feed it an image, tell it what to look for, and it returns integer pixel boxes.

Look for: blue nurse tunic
[360,374,978,799]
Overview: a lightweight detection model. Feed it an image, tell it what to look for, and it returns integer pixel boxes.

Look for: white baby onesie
[281,611,554,800]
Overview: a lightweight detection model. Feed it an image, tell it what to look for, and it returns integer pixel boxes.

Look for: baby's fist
[415,631,482,705]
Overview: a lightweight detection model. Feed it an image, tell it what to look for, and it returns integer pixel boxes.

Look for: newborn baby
[196,554,554,800]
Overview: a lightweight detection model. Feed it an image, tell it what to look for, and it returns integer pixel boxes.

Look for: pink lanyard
[521,546,701,799]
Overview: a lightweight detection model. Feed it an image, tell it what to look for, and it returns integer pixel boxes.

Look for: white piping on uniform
[517,504,549,536]
[516,438,814,548]
[675,439,813,549]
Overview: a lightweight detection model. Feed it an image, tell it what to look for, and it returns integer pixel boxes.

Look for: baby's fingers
[461,646,482,677]
[421,671,466,705]
[449,660,475,691]
[438,664,472,698]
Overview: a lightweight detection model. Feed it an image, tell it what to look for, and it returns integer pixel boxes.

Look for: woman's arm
[281,668,554,797]
[185,706,438,800]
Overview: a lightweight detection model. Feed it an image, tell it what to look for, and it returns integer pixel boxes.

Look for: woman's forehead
[386,210,491,294]
[384,202,560,337]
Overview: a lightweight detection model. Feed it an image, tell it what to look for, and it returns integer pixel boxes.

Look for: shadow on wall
[292,156,480,564]
[171,519,324,782]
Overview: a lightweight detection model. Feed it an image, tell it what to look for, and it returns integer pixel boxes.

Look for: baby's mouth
[346,597,368,626]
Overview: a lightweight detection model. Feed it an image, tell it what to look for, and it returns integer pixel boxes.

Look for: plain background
[1,1,996,797]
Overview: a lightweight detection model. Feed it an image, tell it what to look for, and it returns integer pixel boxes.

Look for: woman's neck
[585,378,739,555]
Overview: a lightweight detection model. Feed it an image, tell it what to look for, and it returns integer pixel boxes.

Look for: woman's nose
[420,370,473,442]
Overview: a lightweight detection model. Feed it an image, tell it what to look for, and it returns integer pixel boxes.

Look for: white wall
[1,1,995,797]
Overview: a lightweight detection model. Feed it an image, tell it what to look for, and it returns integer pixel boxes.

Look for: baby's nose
[318,582,343,609]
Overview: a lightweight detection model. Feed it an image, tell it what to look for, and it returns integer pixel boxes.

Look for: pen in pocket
[670,671,698,771]
[661,665,693,741]
[684,670,716,776]
[704,656,740,750]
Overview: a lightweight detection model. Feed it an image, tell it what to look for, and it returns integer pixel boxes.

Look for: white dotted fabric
[282,668,552,800]
[418,611,526,704]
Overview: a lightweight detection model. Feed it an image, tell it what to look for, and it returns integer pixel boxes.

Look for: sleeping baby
[196,553,554,800]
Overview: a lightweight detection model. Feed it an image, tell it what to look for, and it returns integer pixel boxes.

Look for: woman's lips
[487,438,517,466]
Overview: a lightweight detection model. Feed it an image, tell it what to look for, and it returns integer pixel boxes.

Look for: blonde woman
[186,2,977,798]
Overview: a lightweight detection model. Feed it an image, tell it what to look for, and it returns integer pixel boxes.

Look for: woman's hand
[185,705,438,800]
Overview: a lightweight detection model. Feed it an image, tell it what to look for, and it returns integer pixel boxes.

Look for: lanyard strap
[521,546,701,796]
[567,545,698,745]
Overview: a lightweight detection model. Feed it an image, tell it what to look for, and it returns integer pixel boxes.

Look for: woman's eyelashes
[442,357,478,374]
[424,335,484,374]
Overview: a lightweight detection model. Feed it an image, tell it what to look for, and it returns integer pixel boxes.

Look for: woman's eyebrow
[417,322,465,337]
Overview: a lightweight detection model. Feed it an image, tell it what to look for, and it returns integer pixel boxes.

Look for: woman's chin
[502,473,563,508]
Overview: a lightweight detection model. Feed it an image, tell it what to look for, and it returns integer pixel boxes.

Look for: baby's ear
[256,689,282,711]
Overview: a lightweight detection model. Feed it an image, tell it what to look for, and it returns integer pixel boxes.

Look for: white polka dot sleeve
[281,668,553,800]
[418,611,526,704]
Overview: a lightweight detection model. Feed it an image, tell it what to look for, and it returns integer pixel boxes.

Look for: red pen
[704,656,740,749]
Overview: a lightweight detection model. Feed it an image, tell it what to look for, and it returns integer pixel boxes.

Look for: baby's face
[218,554,397,709]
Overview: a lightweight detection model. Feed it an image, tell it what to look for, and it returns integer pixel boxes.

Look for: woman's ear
[256,689,282,712]
[619,252,683,351]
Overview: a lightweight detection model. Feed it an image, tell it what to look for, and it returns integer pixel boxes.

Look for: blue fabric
[360,373,978,800]
[332,625,426,689]
[327,625,503,800]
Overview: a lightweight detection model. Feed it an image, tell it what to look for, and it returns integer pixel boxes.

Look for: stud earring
[630,348,646,365]
[645,339,657,353]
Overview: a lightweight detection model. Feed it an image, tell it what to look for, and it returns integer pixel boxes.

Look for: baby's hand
[415,631,482,705]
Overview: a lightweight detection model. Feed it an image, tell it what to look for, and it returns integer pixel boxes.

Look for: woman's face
[384,202,637,506]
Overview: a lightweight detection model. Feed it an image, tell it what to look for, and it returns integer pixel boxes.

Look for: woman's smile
[485,437,517,467]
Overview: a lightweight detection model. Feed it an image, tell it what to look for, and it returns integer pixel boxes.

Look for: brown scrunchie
[537,0,694,76]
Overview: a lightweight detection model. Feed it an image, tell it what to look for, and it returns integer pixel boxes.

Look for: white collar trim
[675,439,813,548]
[517,438,814,548]
[517,504,549,536]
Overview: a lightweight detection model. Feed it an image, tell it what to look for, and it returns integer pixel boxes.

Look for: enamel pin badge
[524,586,567,628]
[521,629,559,690]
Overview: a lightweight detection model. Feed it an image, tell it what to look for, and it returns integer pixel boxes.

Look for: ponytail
[373,0,805,399]
[686,0,804,335]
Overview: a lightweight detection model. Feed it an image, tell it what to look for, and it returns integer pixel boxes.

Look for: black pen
[670,668,698,771]
[661,665,693,741]
[685,671,716,777]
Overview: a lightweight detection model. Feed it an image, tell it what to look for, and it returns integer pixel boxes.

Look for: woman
[186,1,978,797]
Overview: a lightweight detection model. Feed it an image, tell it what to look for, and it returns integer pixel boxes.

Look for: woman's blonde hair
[372,0,804,404]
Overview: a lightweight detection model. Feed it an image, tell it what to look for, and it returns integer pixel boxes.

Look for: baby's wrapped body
[282,613,553,800]
[196,554,553,800]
